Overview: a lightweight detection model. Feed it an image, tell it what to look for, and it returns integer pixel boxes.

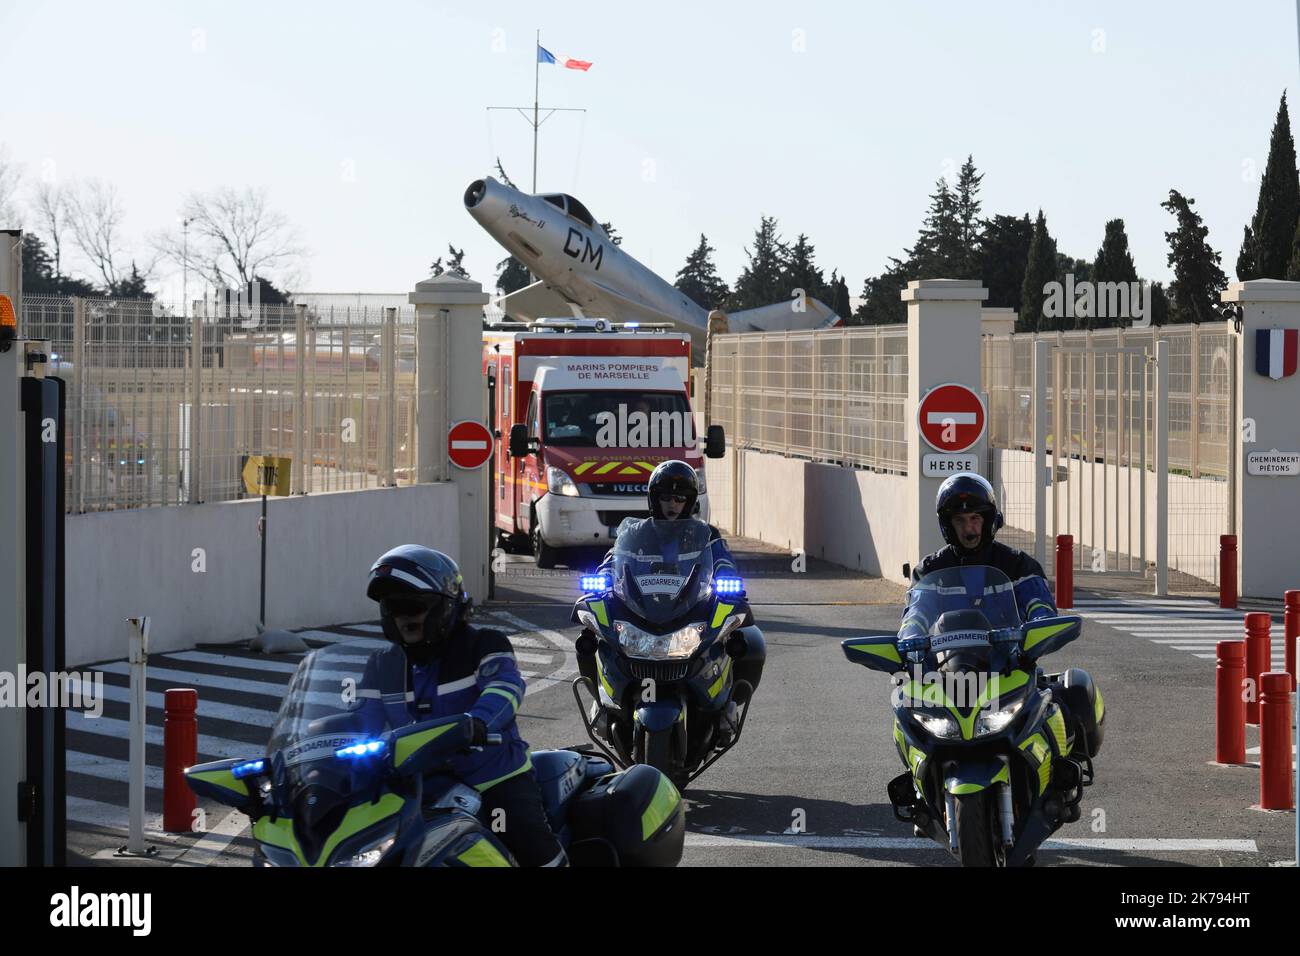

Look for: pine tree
[782,233,827,304]
[729,216,789,311]
[909,178,963,278]
[430,244,470,278]
[856,259,909,325]
[1019,210,1058,332]
[954,156,984,278]
[1160,190,1228,324]
[979,213,1034,312]
[1240,92,1299,279]
[673,234,730,311]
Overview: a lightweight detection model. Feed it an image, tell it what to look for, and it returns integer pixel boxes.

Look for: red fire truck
[483,318,724,568]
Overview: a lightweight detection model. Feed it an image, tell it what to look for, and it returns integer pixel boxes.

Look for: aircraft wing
[494,281,582,321]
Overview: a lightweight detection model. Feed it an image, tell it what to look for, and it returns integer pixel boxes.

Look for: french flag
[1255,328,1299,380]
[538,45,592,71]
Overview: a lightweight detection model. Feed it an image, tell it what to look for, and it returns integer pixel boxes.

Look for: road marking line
[683,834,1258,852]
[68,712,268,760]
[165,651,302,674]
[171,810,250,867]
[493,611,577,697]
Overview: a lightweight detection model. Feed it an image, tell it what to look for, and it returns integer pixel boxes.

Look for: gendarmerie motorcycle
[841,564,1104,867]
[185,648,685,866]
[571,517,765,789]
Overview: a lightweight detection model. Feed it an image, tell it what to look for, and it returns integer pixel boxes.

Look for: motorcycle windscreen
[611,518,715,627]
[263,650,390,838]
[901,565,1022,639]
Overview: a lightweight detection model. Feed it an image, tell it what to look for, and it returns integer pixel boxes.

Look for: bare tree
[33,181,69,279]
[67,179,128,288]
[0,146,21,227]
[158,186,305,291]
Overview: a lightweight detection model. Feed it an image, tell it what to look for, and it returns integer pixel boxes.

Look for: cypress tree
[1019,210,1058,332]
[1090,219,1139,329]
[1240,92,1299,279]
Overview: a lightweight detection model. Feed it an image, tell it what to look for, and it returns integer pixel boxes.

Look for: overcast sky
[3,0,1298,303]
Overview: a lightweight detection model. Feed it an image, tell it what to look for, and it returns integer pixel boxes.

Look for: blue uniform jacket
[900,540,1057,640]
[353,623,532,791]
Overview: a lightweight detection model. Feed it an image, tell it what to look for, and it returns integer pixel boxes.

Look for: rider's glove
[465,715,489,746]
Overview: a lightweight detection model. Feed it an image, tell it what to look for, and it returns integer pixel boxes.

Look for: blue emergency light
[336,740,387,760]
[231,759,266,779]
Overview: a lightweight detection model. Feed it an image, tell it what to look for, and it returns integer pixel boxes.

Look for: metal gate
[1036,340,1167,593]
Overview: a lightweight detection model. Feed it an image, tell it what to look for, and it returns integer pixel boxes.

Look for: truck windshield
[542,391,694,448]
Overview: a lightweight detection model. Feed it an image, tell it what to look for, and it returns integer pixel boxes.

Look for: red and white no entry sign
[448,420,494,469]
[917,383,986,453]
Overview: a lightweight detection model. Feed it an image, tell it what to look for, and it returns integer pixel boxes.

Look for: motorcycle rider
[574,460,763,730]
[900,474,1104,760]
[357,545,566,867]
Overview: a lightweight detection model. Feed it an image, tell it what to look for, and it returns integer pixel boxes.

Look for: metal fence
[982,322,1235,588]
[981,324,1235,478]
[22,295,418,513]
[709,326,909,474]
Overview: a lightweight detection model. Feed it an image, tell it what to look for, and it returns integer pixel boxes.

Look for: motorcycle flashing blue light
[231,759,265,779]
[714,577,744,595]
[580,574,611,593]
[336,740,387,759]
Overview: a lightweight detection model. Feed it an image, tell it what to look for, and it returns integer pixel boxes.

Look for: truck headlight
[546,466,579,496]
[615,620,703,660]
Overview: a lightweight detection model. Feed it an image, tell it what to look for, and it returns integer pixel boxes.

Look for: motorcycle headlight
[914,712,963,740]
[615,620,703,660]
[975,697,1025,737]
[546,466,579,497]
[334,826,399,867]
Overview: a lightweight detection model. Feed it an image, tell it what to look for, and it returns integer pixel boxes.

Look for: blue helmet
[367,545,470,660]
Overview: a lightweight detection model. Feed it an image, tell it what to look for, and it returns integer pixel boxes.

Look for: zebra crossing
[64,610,572,856]
[1071,594,1292,671]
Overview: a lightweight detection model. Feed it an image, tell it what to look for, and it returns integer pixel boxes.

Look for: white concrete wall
[992,448,1227,585]
[67,483,460,666]
[712,447,911,584]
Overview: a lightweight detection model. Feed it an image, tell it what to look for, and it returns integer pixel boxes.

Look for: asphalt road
[64,535,1297,867]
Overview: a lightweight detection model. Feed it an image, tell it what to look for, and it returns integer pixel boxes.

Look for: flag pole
[533,29,540,192]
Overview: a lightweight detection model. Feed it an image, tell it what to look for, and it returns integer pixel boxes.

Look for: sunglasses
[382,595,441,618]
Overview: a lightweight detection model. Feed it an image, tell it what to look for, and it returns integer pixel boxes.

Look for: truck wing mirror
[509,423,531,458]
[705,424,725,459]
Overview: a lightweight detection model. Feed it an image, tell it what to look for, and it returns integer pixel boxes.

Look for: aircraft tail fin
[493,280,582,322]
[725,297,844,334]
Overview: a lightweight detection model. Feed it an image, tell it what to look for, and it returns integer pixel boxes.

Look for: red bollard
[164,688,198,833]
[1219,535,1237,609]
[1244,614,1271,726]
[1258,672,1294,811]
[1285,590,1299,693]
[1215,640,1247,764]
[1055,534,1073,610]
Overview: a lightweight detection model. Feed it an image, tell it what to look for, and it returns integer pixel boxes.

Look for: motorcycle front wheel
[952,792,1006,867]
